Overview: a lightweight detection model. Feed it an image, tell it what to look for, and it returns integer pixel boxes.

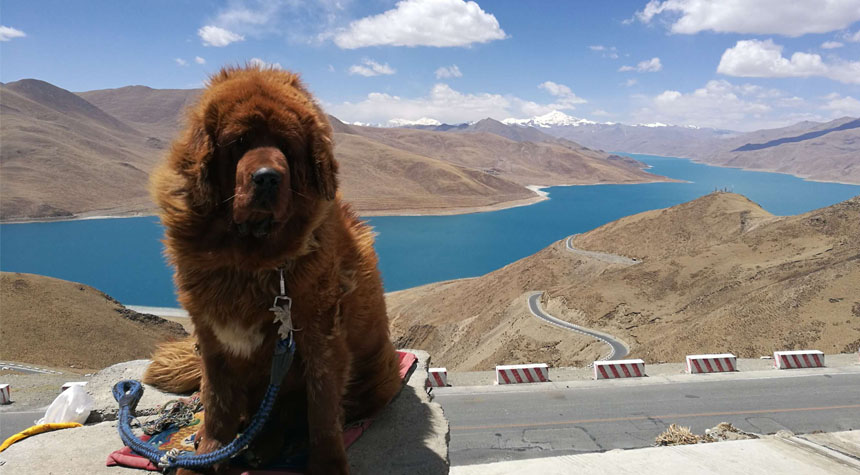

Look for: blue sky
[2,0,860,131]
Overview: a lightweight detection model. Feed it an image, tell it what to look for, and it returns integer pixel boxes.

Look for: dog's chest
[209,318,266,359]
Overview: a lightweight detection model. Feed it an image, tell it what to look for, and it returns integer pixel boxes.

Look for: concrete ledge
[450,431,860,475]
[85,359,179,423]
[0,350,450,474]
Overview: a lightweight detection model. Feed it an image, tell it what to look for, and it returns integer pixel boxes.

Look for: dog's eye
[231,134,249,154]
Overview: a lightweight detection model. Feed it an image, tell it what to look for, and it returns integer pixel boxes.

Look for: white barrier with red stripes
[594,359,645,379]
[686,353,737,374]
[0,384,10,404]
[774,350,824,369]
[495,363,549,384]
[426,368,448,388]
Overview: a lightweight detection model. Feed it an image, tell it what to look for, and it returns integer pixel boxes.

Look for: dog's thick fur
[142,66,402,474]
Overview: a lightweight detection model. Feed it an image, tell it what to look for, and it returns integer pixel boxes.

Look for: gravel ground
[0,370,92,411]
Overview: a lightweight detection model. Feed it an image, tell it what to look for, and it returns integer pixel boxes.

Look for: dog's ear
[169,113,217,211]
[307,115,339,201]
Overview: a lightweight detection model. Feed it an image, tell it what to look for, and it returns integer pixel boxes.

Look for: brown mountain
[351,124,664,188]
[697,117,860,184]
[534,116,860,185]
[0,80,162,220]
[1,79,669,221]
[77,85,199,140]
[387,193,860,370]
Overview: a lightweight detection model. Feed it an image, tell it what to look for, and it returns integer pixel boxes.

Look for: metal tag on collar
[270,267,294,340]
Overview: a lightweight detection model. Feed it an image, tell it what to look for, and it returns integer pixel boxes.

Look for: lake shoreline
[0,177,673,224]
[3,154,859,307]
[619,151,860,187]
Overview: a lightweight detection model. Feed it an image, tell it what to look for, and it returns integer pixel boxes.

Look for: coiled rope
[112,334,295,470]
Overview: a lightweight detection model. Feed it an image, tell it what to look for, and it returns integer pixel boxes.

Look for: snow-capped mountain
[387,117,442,127]
[502,110,599,128]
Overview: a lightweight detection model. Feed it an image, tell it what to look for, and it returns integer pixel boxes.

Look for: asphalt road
[0,410,44,442]
[565,235,639,266]
[0,362,61,375]
[436,370,860,466]
[527,292,628,360]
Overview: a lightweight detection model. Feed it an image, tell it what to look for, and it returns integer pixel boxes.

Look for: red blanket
[107,351,418,473]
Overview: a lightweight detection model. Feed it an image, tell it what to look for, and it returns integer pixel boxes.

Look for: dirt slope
[698,117,860,184]
[353,125,664,187]
[0,272,188,373]
[388,193,860,370]
[1,80,162,220]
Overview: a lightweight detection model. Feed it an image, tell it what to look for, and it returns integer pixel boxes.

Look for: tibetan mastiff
[142,65,402,474]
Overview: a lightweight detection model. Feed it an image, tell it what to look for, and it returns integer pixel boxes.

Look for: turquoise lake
[1,154,858,307]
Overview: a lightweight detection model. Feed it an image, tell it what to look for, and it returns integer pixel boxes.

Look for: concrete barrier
[0,383,10,404]
[594,359,645,379]
[774,350,824,369]
[686,353,737,374]
[427,368,448,387]
[495,363,549,384]
[61,381,88,392]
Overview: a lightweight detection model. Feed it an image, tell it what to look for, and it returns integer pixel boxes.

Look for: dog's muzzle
[251,167,282,205]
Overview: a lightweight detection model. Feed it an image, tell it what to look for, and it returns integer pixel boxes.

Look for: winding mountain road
[527,292,628,360]
[526,235,639,360]
[565,235,639,265]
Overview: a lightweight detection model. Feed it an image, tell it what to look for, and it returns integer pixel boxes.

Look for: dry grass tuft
[655,424,714,446]
[655,422,758,446]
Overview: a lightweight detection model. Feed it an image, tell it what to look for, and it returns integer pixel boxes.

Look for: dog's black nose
[252,168,281,192]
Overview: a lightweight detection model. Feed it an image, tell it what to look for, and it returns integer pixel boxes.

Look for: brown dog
[142,65,402,474]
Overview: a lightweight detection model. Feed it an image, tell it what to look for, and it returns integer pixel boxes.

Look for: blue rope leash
[113,334,295,470]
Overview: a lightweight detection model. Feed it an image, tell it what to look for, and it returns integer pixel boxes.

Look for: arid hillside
[697,117,860,184]
[352,124,662,187]
[387,193,860,370]
[0,80,163,220]
[1,79,669,221]
[542,116,860,185]
[0,272,188,373]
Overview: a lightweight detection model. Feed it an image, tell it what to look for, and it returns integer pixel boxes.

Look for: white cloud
[845,29,860,42]
[623,78,638,87]
[589,44,619,59]
[635,0,860,37]
[717,39,860,84]
[327,83,577,124]
[539,81,587,109]
[175,58,188,66]
[328,64,336,72]
[619,57,662,72]
[198,25,245,47]
[591,109,612,117]
[631,79,825,130]
[349,59,396,77]
[332,0,506,49]
[0,25,26,41]
[821,93,860,116]
[821,41,844,49]
[435,65,462,78]
[204,1,349,44]
[195,56,206,64]
[248,57,283,69]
